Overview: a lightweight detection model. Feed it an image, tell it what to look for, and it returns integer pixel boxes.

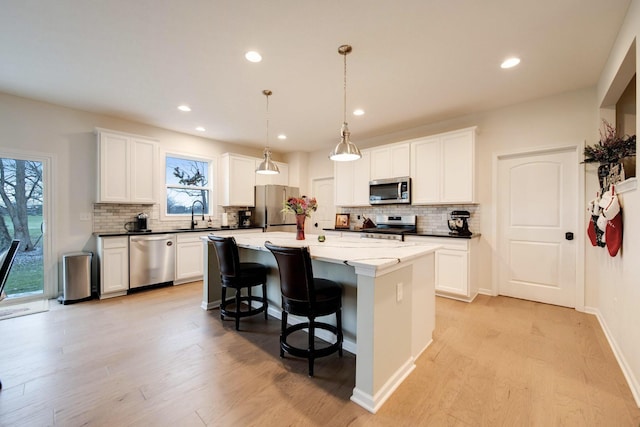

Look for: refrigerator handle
[282,187,287,223]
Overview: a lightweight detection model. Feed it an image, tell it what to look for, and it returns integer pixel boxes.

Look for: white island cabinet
[404,235,479,302]
[96,128,158,204]
[201,232,438,413]
[97,236,129,299]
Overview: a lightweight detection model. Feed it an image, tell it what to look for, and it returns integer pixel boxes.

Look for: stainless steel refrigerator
[254,185,300,232]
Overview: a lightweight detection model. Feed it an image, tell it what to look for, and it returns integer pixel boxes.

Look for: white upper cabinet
[411,127,476,204]
[255,161,289,186]
[97,129,158,204]
[219,153,256,207]
[334,149,370,206]
[370,143,410,180]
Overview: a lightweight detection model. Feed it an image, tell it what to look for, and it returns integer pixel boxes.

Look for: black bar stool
[209,235,268,330]
[265,241,343,376]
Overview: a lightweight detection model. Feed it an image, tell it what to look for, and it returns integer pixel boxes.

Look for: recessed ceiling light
[501,57,521,69]
[178,105,191,112]
[195,126,206,132]
[353,109,365,116]
[277,134,287,140]
[245,51,262,63]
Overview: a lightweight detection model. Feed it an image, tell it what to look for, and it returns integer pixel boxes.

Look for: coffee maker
[447,210,472,236]
[238,209,252,228]
[124,212,150,232]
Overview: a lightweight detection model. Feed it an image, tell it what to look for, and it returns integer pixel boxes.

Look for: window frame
[163,152,216,219]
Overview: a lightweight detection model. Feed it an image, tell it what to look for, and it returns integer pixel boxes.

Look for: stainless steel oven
[360,215,416,241]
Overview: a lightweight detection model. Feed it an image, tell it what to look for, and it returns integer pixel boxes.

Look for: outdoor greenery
[2,214,43,296]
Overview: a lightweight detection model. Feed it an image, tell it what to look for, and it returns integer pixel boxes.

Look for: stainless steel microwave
[369,177,411,205]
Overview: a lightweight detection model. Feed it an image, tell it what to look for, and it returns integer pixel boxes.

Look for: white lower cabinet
[404,235,478,302]
[175,232,209,284]
[97,236,129,299]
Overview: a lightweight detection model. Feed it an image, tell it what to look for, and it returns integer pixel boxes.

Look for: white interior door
[497,148,578,307]
[311,177,335,232]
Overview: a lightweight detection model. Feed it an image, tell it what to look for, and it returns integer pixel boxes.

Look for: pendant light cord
[343,50,347,125]
[264,89,271,152]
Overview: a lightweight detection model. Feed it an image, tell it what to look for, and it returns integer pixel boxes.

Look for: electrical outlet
[396,282,403,302]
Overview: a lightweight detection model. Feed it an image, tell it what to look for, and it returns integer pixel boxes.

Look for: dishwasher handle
[130,234,176,243]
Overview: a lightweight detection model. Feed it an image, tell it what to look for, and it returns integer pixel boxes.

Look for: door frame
[0,148,56,302]
[491,144,585,311]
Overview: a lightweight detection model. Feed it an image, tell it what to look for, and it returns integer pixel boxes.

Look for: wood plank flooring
[0,282,638,426]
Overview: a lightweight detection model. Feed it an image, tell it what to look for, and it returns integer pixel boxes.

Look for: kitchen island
[201,231,438,413]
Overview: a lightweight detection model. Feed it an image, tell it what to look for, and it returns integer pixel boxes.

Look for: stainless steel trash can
[59,252,93,304]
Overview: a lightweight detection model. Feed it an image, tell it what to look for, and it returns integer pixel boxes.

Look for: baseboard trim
[584,306,640,408]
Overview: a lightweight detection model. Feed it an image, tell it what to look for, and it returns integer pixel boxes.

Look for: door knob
[565,232,574,241]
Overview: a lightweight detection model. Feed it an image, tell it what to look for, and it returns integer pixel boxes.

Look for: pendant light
[329,44,362,162]
[256,89,280,175]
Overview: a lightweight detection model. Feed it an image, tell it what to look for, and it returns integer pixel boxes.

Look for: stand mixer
[447,210,472,236]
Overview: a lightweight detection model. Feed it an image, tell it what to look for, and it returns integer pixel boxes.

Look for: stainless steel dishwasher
[129,234,176,289]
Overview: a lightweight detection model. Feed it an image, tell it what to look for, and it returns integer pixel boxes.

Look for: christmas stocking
[602,185,623,257]
[587,193,601,247]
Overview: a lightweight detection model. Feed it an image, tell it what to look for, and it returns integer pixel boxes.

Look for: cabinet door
[334,161,354,206]
[435,249,468,296]
[101,245,129,295]
[441,131,474,203]
[222,155,256,206]
[390,143,410,177]
[130,138,157,203]
[370,143,410,180]
[369,147,393,180]
[176,240,205,281]
[352,150,371,205]
[410,137,441,204]
[99,133,130,202]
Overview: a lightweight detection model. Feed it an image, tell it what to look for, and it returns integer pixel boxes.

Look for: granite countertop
[322,228,480,239]
[94,225,263,238]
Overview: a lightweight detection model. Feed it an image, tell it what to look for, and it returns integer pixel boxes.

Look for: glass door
[0,156,45,300]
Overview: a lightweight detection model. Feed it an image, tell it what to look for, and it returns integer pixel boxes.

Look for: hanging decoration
[587,184,623,256]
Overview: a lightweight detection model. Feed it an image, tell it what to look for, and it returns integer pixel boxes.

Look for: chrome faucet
[191,200,205,229]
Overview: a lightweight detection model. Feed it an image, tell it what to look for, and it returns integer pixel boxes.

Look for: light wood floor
[0,282,638,426]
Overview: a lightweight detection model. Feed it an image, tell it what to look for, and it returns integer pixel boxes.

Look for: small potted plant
[583,120,636,189]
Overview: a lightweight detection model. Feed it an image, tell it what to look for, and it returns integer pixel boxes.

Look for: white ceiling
[0,1,631,154]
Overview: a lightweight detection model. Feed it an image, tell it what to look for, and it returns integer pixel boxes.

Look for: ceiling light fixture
[501,57,521,69]
[245,51,262,63]
[277,134,287,140]
[353,109,365,116]
[178,105,191,112]
[329,44,362,162]
[256,89,280,175]
[195,126,206,132]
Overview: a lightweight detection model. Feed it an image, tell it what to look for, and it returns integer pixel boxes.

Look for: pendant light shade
[256,89,280,175]
[330,44,361,162]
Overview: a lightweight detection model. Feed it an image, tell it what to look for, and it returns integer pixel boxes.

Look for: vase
[295,214,306,240]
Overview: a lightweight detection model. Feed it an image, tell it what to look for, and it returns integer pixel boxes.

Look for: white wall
[0,92,266,295]
[309,87,596,295]
[590,0,640,406]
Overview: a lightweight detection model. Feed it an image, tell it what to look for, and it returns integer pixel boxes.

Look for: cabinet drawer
[177,232,209,243]
[405,235,469,251]
[102,237,128,249]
